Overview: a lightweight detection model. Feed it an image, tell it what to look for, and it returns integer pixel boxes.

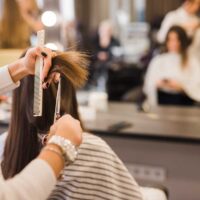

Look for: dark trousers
[158,90,195,106]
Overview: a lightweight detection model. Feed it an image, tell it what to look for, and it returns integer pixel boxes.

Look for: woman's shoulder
[155,52,177,59]
[150,53,166,63]
[63,133,141,188]
[151,52,180,64]
[82,132,110,147]
[51,133,143,200]
[148,53,166,69]
[72,132,129,170]
[80,132,118,157]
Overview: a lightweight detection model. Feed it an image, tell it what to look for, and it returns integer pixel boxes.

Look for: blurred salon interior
[1,0,200,199]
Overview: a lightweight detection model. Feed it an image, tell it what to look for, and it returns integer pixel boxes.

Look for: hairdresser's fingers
[22,47,41,75]
[54,73,60,83]
[47,131,54,141]
[23,47,52,77]
[47,126,56,142]
[42,47,53,82]
[27,46,41,58]
[48,72,56,85]
[42,72,56,89]
[49,124,56,135]
[27,47,48,62]
[51,114,83,146]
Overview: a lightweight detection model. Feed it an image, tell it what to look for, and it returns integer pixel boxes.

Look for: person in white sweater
[0,47,83,200]
[144,25,200,106]
[157,0,200,43]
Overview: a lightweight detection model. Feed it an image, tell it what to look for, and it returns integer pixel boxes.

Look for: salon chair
[141,186,168,200]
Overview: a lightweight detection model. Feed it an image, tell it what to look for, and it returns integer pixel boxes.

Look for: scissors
[54,77,61,123]
[40,78,61,145]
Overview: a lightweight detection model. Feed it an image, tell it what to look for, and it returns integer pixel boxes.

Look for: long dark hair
[1,51,88,179]
[165,26,191,67]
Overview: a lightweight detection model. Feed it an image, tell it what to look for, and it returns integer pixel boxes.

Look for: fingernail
[41,52,47,57]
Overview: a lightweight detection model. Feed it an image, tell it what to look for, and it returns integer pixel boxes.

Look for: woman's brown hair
[1,51,89,179]
[165,26,191,68]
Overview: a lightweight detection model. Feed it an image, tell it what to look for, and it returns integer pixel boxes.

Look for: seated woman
[144,25,200,106]
[1,51,143,200]
[90,20,120,90]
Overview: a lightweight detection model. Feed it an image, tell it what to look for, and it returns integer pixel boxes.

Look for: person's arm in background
[143,56,161,106]
[157,12,174,44]
[181,57,200,101]
[0,114,82,200]
[0,47,52,95]
[181,19,200,37]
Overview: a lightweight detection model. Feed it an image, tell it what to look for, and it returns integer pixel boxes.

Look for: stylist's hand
[157,79,183,92]
[21,47,53,82]
[8,47,55,84]
[49,115,83,147]
[183,20,199,32]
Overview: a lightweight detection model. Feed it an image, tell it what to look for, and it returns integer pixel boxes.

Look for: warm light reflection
[41,11,57,27]
[45,43,58,50]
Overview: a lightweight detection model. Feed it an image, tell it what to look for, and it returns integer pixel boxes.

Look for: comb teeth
[33,30,45,117]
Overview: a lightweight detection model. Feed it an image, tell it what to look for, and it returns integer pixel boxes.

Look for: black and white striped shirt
[48,133,143,200]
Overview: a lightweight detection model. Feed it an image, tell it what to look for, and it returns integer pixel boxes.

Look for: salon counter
[84,102,200,143]
[83,102,200,200]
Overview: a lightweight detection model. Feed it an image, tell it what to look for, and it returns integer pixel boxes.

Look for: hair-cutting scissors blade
[54,78,61,123]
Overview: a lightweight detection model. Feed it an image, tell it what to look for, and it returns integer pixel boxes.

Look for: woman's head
[98,20,113,39]
[166,26,190,53]
[1,51,89,179]
[165,26,191,66]
[16,0,39,13]
[183,0,200,14]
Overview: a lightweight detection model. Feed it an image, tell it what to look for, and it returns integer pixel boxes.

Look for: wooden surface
[84,103,200,143]
[1,102,200,142]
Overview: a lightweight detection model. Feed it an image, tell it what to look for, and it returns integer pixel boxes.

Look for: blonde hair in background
[0,0,39,48]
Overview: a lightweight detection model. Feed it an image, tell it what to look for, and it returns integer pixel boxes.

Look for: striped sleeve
[48,133,143,200]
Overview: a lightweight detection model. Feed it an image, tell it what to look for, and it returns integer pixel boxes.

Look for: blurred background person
[157,0,200,44]
[0,0,43,48]
[90,20,120,91]
[144,26,200,106]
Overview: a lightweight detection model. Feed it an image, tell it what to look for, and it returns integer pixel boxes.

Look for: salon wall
[75,0,183,32]
[75,0,109,32]
[146,0,183,23]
